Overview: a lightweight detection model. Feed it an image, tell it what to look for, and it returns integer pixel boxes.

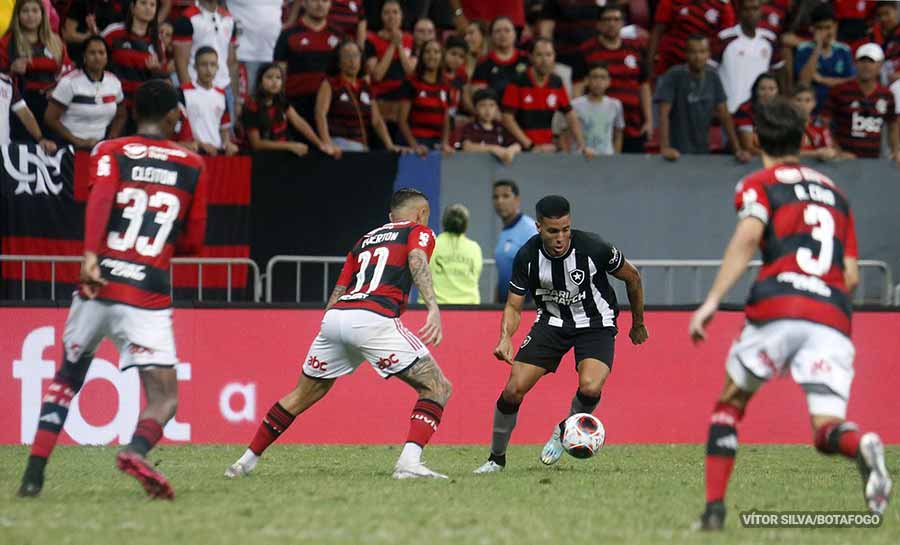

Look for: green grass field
[0,444,896,545]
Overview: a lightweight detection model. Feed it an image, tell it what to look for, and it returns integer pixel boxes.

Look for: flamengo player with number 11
[17,80,208,500]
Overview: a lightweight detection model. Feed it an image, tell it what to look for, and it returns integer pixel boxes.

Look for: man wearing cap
[824,42,899,163]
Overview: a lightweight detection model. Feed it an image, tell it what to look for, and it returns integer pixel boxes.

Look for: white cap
[856,43,885,62]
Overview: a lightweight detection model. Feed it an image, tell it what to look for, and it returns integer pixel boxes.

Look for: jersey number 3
[107,187,181,257]
[796,204,834,277]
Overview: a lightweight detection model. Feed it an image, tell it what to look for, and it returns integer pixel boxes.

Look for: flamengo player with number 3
[226,188,453,480]
[17,80,208,500]
[689,98,891,530]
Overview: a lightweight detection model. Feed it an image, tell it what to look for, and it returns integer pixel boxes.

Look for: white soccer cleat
[857,432,892,515]
[392,462,449,480]
[540,424,564,466]
[472,460,505,474]
[224,459,256,479]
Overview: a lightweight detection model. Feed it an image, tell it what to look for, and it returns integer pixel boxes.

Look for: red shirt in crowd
[365,31,413,100]
[326,75,373,145]
[403,74,450,141]
[575,37,648,138]
[445,65,468,114]
[328,0,365,38]
[653,0,735,76]
[241,97,289,142]
[758,0,789,36]
[733,99,755,132]
[0,34,71,94]
[274,20,343,99]
[103,23,166,107]
[472,49,530,100]
[825,80,896,158]
[502,67,572,146]
[801,117,834,151]
[460,121,515,146]
[459,0,525,28]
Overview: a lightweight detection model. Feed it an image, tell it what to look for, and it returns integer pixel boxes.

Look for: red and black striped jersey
[653,0,735,76]
[403,75,450,140]
[326,75,373,144]
[733,99,754,131]
[575,37,648,138]
[327,0,365,38]
[824,80,896,159]
[446,65,468,113]
[870,23,900,64]
[502,68,572,145]
[274,21,343,99]
[472,49,530,100]
[364,31,413,100]
[85,136,208,309]
[801,117,834,151]
[333,221,436,318]
[758,0,789,36]
[0,34,71,94]
[735,164,857,336]
[103,23,166,107]
[241,98,289,142]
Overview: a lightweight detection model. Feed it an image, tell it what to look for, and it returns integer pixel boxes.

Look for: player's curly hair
[135,80,179,122]
[442,204,469,234]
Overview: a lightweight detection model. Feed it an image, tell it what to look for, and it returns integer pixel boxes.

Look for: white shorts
[63,296,178,370]
[725,320,855,418]
[302,309,431,380]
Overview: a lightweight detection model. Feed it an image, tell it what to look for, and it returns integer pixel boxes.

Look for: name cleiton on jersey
[332,221,436,318]
[735,163,857,336]
[85,136,208,309]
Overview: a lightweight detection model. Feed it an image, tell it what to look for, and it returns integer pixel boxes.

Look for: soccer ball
[561,413,606,459]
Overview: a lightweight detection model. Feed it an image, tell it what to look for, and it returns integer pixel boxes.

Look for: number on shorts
[351,247,390,294]
[106,188,181,257]
[796,204,834,276]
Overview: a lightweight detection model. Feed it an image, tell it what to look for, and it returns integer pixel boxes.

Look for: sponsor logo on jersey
[851,112,883,136]
[131,166,178,186]
[569,268,585,285]
[339,292,370,301]
[123,143,148,159]
[306,355,328,372]
[535,288,587,306]
[146,145,188,160]
[776,272,832,297]
[705,8,720,24]
[609,246,620,266]
[362,231,400,248]
[376,353,400,370]
[412,413,438,431]
[100,258,147,281]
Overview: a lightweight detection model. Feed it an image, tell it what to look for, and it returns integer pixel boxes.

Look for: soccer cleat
[694,501,726,531]
[472,460,505,474]
[116,450,175,500]
[224,460,256,479]
[392,461,449,480]
[16,480,42,498]
[857,432,892,515]
[17,458,45,498]
[540,424,564,465]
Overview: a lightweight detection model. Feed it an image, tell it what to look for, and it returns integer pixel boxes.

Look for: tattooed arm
[324,285,347,311]
[408,248,442,345]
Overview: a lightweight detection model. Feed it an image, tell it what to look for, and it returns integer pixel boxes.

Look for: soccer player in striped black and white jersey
[473,195,648,474]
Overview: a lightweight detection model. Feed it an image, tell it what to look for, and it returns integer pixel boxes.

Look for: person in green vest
[423,203,483,304]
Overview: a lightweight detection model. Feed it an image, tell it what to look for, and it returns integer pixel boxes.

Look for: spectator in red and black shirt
[0,0,71,138]
[792,83,844,161]
[758,0,790,36]
[647,0,735,77]
[537,0,606,70]
[61,0,129,63]
[103,0,169,131]
[733,73,780,155]
[461,88,521,164]
[274,0,343,121]
[471,16,530,100]
[329,0,366,46]
[365,0,414,137]
[574,4,652,153]
[825,43,899,163]
[502,38,593,157]
[242,62,339,157]
[399,39,452,155]
[870,2,900,81]
[316,40,398,152]
[443,35,471,123]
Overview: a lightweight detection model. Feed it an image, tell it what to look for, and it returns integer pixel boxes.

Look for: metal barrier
[0,255,262,302]
[265,255,895,306]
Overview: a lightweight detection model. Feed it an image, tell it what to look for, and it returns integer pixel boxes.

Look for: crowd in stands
[0,0,897,165]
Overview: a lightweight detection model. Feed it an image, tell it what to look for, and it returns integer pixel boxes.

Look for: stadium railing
[0,255,262,303]
[263,256,895,307]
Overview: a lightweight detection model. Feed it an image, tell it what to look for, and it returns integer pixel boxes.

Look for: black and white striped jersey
[508,230,624,329]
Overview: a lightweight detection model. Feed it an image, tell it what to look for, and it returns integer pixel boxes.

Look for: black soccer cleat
[17,456,46,498]
[16,480,42,498]
[696,501,726,531]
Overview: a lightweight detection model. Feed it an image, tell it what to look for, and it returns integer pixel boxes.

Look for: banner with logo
[1,308,897,446]
[0,145,252,300]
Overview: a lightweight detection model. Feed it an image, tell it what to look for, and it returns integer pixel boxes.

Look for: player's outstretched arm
[612,259,648,345]
[690,217,765,343]
[494,292,525,364]
[409,248,442,346]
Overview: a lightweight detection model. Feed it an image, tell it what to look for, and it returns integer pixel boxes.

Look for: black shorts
[514,323,616,373]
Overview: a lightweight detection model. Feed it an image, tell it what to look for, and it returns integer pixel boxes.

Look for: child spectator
[795,3,855,111]
[733,73,780,155]
[792,83,842,161]
[461,88,521,164]
[315,40,398,152]
[567,63,623,155]
[181,46,236,155]
[399,39,452,155]
[365,0,414,141]
[443,34,471,122]
[45,35,125,149]
[0,0,70,138]
[242,62,338,157]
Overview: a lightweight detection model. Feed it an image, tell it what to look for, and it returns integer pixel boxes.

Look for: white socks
[238,449,259,468]
[397,442,423,466]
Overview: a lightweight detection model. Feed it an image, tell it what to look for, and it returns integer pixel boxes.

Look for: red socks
[815,421,861,458]
[705,402,744,503]
[405,399,444,447]
[249,403,296,455]
[30,379,77,459]
[129,419,163,457]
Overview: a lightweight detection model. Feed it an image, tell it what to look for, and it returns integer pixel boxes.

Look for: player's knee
[577,378,604,399]
[500,385,526,406]
[56,355,92,392]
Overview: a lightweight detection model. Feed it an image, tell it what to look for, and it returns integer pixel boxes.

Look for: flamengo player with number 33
[226,188,454,480]
[17,80,208,500]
